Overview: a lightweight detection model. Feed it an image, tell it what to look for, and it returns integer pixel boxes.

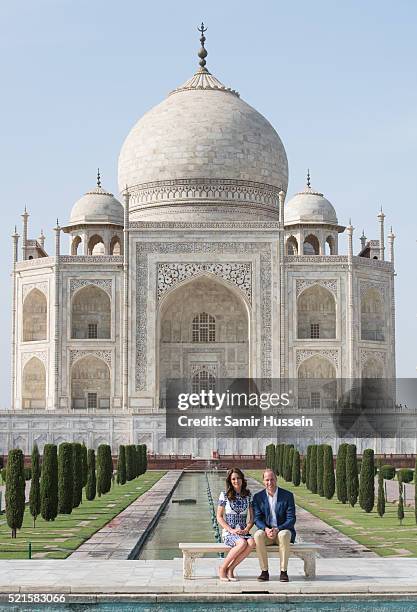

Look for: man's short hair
[263,468,276,479]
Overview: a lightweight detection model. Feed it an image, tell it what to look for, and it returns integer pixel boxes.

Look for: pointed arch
[87,234,105,255]
[297,284,336,339]
[325,235,336,255]
[303,234,320,255]
[361,287,385,341]
[71,355,110,410]
[71,235,82,255]
[71,285,111,339]
[23,288,47,341]
[110,235,122,255]
[22,357,46,408]
[286,236,298,255]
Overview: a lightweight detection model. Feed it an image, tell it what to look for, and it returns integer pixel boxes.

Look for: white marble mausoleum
[2,30,399,457]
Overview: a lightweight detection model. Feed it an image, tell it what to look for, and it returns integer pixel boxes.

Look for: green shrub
[287,447,294,482]
[301,453,307,484]
[346,444,359,507]
[72,442,83,508]
[85,449,96,501]
[5,449,25,538]
[323,445,335,500]
[317,445,324,496]
[336,443,348,504]
[81,443,88,490]
[24,467,32,481]
[97,444,112,496]
[292,450,301,486]
[265,444,275,470]
[305,446,312,490]
[398,468,414,484]
[380,465,396,480]
[398,480,404,525]
[359,449,375,513]
[117,445,126,485]
[309,445,317,494]
[58,443,73,514]
[29,443,41,528]
[377,460,385,518]
[41,444,58,521]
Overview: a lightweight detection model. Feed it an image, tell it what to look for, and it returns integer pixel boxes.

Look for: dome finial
[197,22,208,70]
[306,168,311,189]
[97,168,101,188]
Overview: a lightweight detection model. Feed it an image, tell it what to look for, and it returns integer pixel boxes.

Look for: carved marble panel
[70,279,112,297]
[296,279,337,298]
[21,351,47,366]
[22,281,48,300]
[296,349,339,368]
[157,262,252,303]
[69,349,112,366]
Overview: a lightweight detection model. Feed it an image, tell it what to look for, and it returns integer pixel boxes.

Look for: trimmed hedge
[359,449,375,513]
[41,444,58,521]
[58,443,73,515]
[323,444,335,500]
[85,449,96,501]
[29,443,41,528]
[346,444,359,507]
[336,443,348,504]
[380,465,396,480]
[398,468,414,484]
[5,449,25,538]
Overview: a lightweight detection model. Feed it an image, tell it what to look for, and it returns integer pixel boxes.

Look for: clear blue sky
[0,0,416,406]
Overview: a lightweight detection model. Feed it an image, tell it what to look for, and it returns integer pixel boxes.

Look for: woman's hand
[228,528,241,535]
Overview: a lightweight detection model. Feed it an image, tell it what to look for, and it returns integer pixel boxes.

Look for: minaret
[279,189,286,379]
[377,207,385,261]
[360,230,367,251]
[346,220,354,378]
[11,226,20,410]
[388,226,395,267]
[53,219,61,410]
[21,206,29,260]
[38,229,45,250]
[122,187,130,411]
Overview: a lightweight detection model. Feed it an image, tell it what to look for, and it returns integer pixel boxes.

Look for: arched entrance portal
[158,275,250,458]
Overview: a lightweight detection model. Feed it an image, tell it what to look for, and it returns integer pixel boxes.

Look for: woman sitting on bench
[216,467,255,581]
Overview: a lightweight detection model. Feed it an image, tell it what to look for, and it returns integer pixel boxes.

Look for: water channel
[139,471,227,559]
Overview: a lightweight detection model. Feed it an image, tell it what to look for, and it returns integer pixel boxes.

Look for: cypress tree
[142,444,147,473]
[41,444,58,521]
[301,454,307,484]
[323,444,335,499]
[305,445,312,490]
[415,457,417,525]
[346,444,359,507]
[265,444,275,470]
[58,443,73,514]
[117,445,126,485]
[398,478,404,525]
[5,449,25,538]
[317,444,324,496]
[336,443,348,503]
[377,460,385,518]
[29,443,41,528]
[274,444,280,476]
[359,449,375,513]
[135,445,141,477]
[286,448,293,482]
[85,449,96,501]
[309,445,317,494]
[126,445,135,481]
[72,442,83,508]
[97,444,112,496]
[81,443,88,490]
[292,449,301,486]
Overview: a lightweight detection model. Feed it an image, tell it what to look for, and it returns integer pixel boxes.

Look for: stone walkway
[70,471,182,560]
[0,558,416,597]
[247,478,376,558]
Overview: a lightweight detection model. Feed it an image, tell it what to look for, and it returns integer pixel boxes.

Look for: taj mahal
[1,27,399,457]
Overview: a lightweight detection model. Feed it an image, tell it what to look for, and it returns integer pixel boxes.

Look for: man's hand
[265,527,278,539]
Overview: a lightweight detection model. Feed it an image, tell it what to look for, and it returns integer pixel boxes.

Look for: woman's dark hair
[225,467,251,500]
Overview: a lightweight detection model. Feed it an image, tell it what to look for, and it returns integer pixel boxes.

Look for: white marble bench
[179,542,322,579]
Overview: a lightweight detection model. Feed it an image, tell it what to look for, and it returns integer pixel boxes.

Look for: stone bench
[179,542,322,579]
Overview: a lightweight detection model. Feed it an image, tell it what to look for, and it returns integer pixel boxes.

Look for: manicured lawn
[0,471,165,559]
[248,470,417,557]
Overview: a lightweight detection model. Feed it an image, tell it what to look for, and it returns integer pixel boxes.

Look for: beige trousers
[254,528,291,572]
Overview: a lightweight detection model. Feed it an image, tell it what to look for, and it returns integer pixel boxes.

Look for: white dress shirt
[267,488,278,528]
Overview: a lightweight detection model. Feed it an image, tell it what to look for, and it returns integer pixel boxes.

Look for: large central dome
[118,36,288,221]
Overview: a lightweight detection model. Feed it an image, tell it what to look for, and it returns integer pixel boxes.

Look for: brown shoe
[280,570,289,582]
[257,570,269,581]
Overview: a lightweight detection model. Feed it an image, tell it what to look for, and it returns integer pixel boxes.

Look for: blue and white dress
[218,490,253,547]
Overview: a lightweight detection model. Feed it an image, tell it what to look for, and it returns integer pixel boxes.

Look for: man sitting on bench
[253,468,296,583]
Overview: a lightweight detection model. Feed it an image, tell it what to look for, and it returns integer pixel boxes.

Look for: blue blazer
[253,487,296,543]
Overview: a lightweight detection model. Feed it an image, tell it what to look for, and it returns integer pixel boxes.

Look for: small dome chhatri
[285,171,338,226]
[69,170,124,226]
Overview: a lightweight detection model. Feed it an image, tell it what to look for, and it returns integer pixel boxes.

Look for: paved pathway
[247,477,376,558]
[0,558,416,597]
[70,471,182,560]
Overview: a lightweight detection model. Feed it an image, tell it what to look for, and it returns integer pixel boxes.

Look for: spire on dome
[197,22,208,70]
[170,23,239,97]
[97,168,101,188]
[306,168,311,189]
